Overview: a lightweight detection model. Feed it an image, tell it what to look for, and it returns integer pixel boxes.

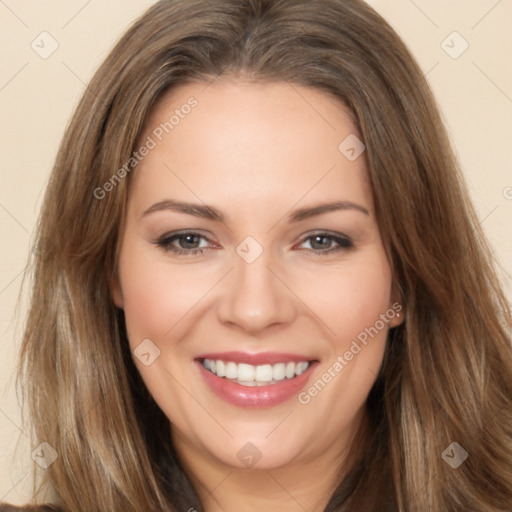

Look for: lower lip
[196,361,317,408]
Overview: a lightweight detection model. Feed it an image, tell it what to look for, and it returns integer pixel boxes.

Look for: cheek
[117,246,211,343]
[116,245,204,420]
[296,252,393,346]
[295,254,392,431]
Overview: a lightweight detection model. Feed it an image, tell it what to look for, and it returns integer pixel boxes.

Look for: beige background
[1,0,511,504]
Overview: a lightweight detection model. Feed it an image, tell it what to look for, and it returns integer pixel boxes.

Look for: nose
[216,243,297,335]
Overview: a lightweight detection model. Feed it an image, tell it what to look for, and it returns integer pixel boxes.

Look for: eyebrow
[141,199,370,222]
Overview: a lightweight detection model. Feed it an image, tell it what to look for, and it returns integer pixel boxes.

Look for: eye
[154,230,354,257]
[297,232,354,254]
[154,231,213,255]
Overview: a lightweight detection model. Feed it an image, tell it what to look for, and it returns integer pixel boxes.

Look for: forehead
[129,79,372,217]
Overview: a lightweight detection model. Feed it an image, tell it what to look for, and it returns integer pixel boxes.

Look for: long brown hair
[7,0,512,510]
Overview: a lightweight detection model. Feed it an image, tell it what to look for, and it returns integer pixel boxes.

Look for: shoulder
[0,505,62,512]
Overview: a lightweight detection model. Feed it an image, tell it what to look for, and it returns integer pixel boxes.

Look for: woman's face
[112,79,402,472]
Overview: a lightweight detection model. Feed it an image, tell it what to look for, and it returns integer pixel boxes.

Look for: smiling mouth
[201,358,313,386]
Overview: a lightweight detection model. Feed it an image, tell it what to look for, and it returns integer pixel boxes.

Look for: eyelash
[154,230,354,256]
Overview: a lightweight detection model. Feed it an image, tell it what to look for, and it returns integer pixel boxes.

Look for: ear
[387,300,404,328]
[387,277,404,328]
[110,271,124,308]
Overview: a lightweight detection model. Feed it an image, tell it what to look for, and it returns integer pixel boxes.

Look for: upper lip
[195,351,316,366]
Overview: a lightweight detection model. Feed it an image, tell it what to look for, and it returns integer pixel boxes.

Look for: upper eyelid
[158,231,214,244]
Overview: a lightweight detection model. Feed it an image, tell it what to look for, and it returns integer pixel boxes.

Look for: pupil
[312,235,330,250]
[182,234,199,248]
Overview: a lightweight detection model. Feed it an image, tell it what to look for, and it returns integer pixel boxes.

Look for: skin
[111,79,403,512]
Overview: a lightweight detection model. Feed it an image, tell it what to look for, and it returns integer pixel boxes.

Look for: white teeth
[216,360,226,377]
[238,381,257,387]
[285,362,295,379]
[202,359,311,384]
[295,361,309,376]
[237,363,255,381]
[225,361,238,379]
[273,363,286,381]
[255,364,273,382]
